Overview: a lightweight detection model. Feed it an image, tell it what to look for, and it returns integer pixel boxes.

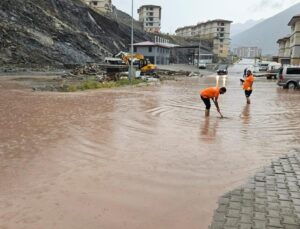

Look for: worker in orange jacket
[200,87,227,118]
[241,70,254,104]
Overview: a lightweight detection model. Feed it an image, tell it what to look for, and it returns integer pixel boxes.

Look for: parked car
[258,63,269,71]
[277,66,300,89]
[217,64,228,75]
[198,63,207,69]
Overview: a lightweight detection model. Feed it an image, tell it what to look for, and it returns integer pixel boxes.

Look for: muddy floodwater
[1,61,300,229]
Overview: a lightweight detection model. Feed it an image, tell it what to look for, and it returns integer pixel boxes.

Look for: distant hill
[231,19,264,37]
[231,3,300,55]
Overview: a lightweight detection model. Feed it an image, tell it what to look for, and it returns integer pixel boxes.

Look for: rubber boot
[205,109,210,117]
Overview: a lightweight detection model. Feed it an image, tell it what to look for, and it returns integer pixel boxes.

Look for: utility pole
[198,42,201,67]
[130,0,134,81]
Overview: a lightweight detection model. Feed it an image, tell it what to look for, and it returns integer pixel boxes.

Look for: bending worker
[241,69,254,104]
[200,86,227,118]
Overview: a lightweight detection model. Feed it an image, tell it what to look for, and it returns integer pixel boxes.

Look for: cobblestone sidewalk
[210,153,300,229]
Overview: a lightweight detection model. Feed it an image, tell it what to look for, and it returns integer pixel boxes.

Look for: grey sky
[113,0,300,33]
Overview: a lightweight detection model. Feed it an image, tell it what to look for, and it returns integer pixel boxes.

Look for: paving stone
[227,209,240,218]
[210,221,224,229]
[239,223,252,229]
[267,196,279,203]
[224,217,239,226]
[282,215,298,225]
[293,205,300,212]
[267,217,283,228]
[267,210,280,218]
[278,194,290,201]
[255,204,267,213]
[256,198,267,205]
[266,191,277,197]
[280,208,294,215]
[241,206,253,215]
[284,225,300,229]
[213,212,226,222]
[231,195,242,202]
[218,197,230,205]
[229,202,241,210]
[267,202,280,211]
[216,205,227,213]
[243,193,254,200]
[253,220,266,229]
[292,199,300,206]
[279,200,292,208]
[254,212,266,221]
[240,214,252,224]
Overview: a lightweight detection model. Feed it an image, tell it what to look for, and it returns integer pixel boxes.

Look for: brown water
[1,62,300,229]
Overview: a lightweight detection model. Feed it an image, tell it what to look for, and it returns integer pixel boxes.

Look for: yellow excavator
[114,51,157,75]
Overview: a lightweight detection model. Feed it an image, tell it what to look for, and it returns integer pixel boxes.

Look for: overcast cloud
[113,0,300,33]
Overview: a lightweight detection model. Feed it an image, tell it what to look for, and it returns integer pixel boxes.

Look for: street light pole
[130,0,134,82]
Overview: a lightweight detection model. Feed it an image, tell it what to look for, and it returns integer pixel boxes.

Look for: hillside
[230,19,264,37]
[231,3,300,55]
[0,0,152,69]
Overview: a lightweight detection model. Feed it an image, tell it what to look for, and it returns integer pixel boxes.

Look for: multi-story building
[233,47,262,58]
[175,19,232,58]
[288,15,300,65]
[276,15,300,66]
[138,5,161,33]
[277,36,291,65]
[84,0,112,13]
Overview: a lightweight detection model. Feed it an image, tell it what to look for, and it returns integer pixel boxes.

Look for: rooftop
[288,14,300,26]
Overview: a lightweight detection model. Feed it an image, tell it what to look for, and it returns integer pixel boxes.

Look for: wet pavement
[1,60,300,229]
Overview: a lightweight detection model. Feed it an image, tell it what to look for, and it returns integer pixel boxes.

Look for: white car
[198,63,207,69]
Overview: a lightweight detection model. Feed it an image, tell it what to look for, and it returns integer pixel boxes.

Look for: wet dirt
[1,60,300,229]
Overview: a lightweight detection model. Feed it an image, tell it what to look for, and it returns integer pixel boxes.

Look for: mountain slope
[231,3,300,55]
[231,19,264,37]
[0,0,152,68]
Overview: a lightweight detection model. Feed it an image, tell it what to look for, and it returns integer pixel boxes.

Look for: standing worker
[241,69,254,104]
[200,87,227,118]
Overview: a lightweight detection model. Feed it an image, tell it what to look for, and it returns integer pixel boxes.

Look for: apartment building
[138,5,161,33]
[233,47,262,58]
[84,0,112,13]
[288,15,300,65]
[276,15,300,65]
[175,19,232,58]
[277,36,291,65]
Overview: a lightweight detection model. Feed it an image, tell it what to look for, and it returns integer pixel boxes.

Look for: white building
[84,0,112,13]
[138,5,161,33]
[233,47,262,58]
[175,19,232,58]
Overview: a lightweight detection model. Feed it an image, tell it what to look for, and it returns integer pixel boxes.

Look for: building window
[221,28,224,31]
[149,47,152,52]
[220,39,224,42]
[134,47,137,52]
[220,33,224,37]
[221,23,224,26]
[220,50,223,53]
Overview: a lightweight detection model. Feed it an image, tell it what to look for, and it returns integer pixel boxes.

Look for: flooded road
[1,61,300,229]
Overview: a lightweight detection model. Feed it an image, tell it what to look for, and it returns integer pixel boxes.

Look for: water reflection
[241,104,251,125]
[200,117,218,139]
[216,74,227,87]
